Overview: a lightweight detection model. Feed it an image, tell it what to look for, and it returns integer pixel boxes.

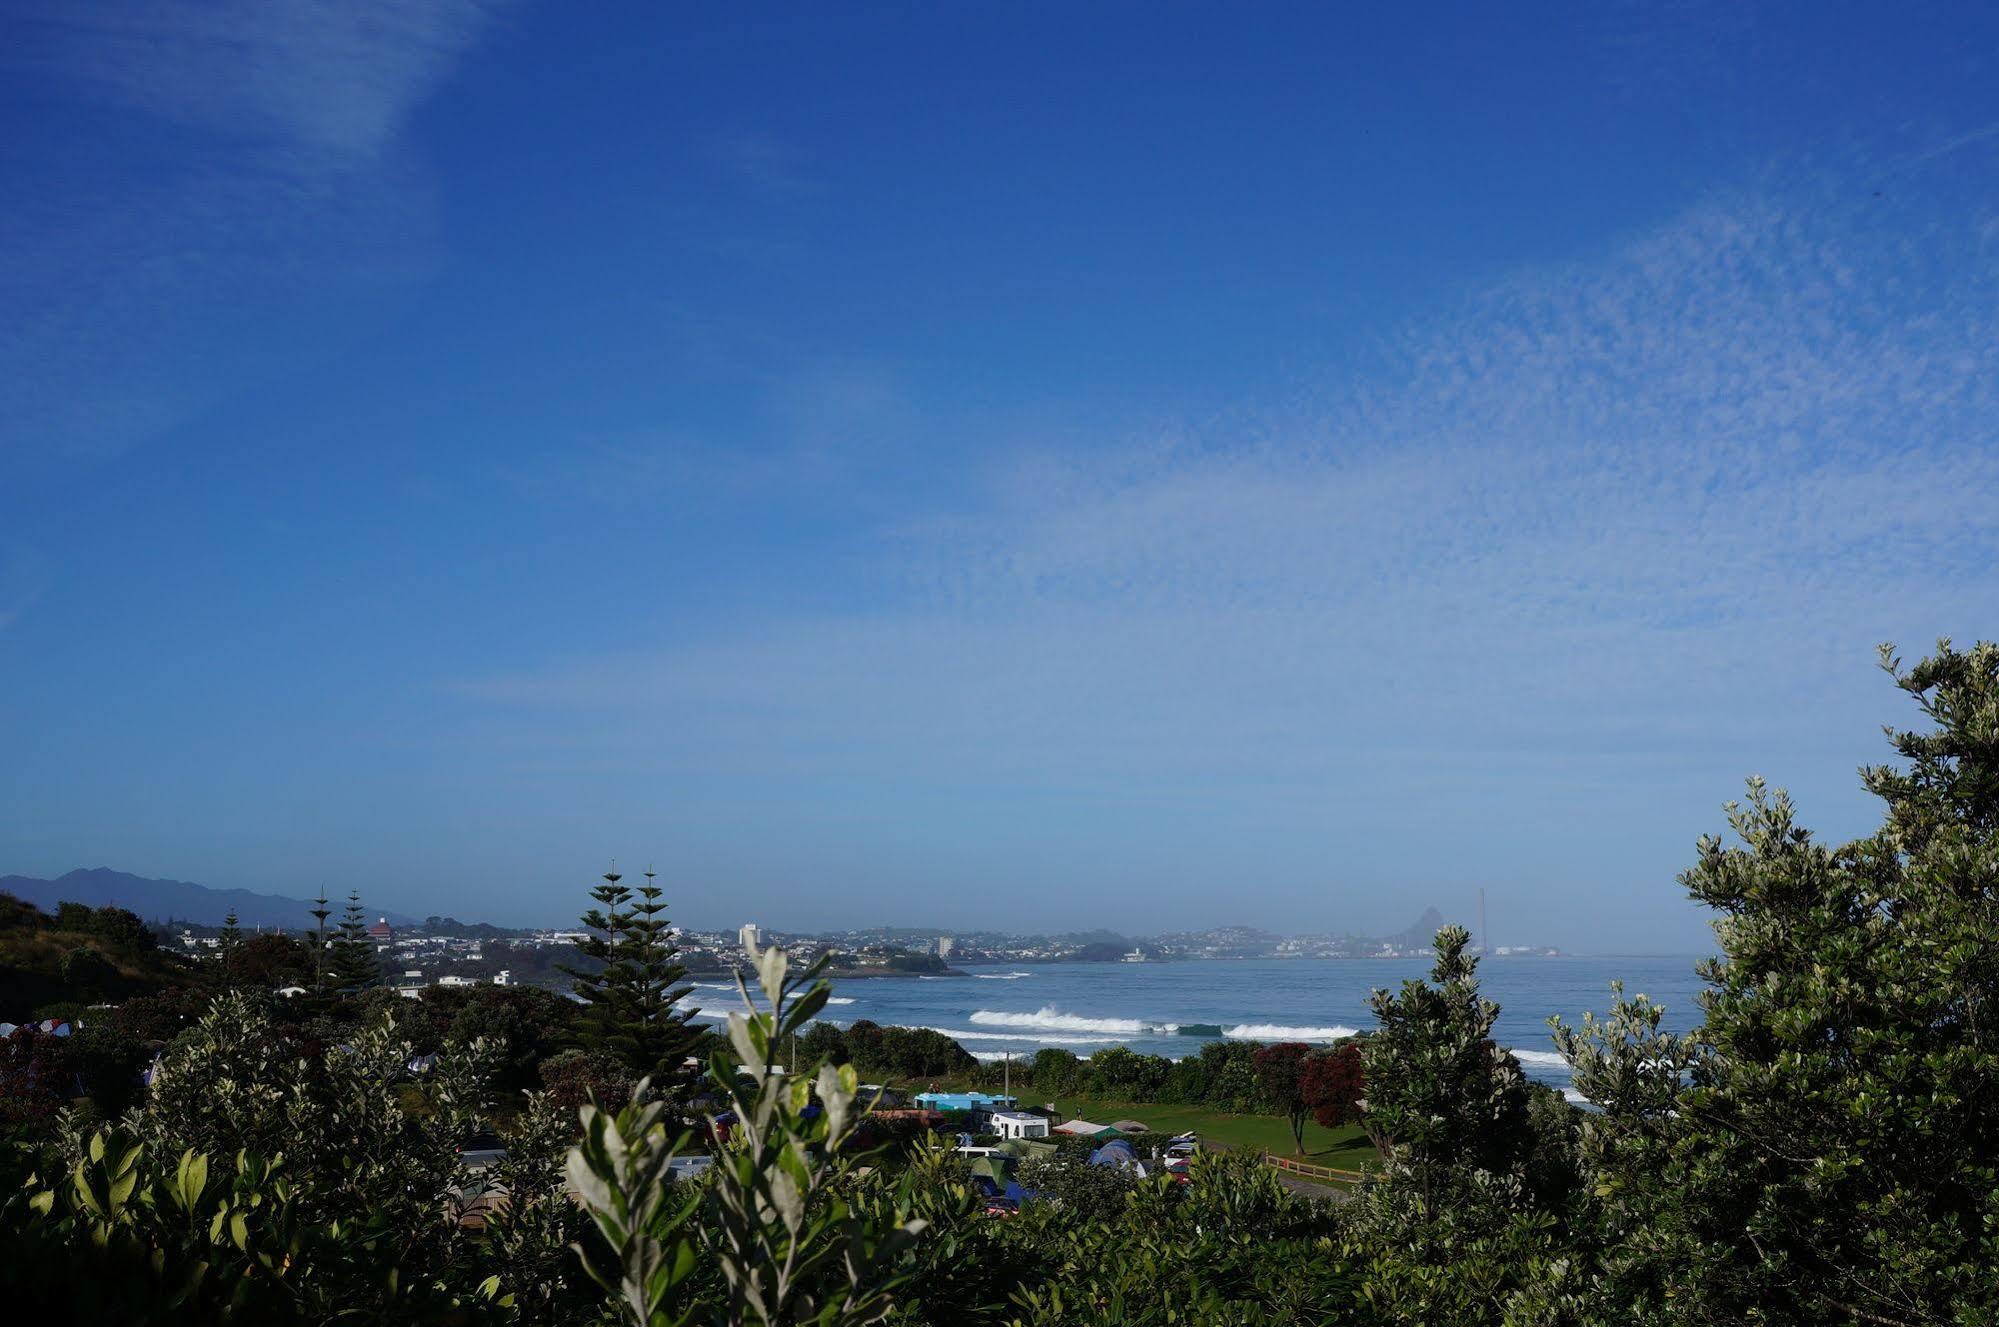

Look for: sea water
[688,954,1708,1102]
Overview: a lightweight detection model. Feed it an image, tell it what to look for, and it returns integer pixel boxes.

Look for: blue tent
[1088,1139,1147,1176]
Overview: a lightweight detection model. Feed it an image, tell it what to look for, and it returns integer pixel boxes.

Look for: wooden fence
[1261,1151,1368,1185]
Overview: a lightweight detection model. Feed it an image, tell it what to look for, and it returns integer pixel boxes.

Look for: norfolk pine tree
[562,869,635,1052]
[328,890,381,991]
[562,867,702,1089]
[308,890,333,992]
[617,868,702,1083]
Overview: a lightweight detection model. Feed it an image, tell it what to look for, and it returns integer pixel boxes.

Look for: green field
[1047,1094,1378,1172]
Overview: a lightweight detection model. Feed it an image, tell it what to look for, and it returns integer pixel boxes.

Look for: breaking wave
[919,1026,1107,1046]
[970,1007,1164,1035]
[825,996,856,1005]
[975,971,1034,980]
[1222,1023,1359,1042]
[1509,1049,1569,1068]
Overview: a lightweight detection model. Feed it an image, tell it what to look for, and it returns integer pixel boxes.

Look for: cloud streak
[6,0,510,163]
[1,0,511,466]
[456,173,1999,945]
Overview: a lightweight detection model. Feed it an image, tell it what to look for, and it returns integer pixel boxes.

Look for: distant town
[158,907,1561,1001]
[3,868,1559,1003]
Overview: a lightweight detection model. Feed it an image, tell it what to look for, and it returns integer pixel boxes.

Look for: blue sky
[2,3,1996,951]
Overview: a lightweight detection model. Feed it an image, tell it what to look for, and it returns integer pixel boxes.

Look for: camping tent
[1052,1118,1114,1136]
[1088,1138,1148,1177]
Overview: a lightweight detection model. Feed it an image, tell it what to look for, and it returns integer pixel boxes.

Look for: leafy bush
[566,943,926,1325]
[58,946,119,999]
[1026,1047,1079,1094]
[839,1020,975,1079]
[1014,1149,1138,1223]
[86,906,157,956]
[797,1019,850,1066]
[539,1047,636,1112]
[0,1027,75,1130]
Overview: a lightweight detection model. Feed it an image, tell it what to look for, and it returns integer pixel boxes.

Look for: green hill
[0,892,197,1017]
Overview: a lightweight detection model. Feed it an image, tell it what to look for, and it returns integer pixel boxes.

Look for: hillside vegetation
[0,894,191,1015]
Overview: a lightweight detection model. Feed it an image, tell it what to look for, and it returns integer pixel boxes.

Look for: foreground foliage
[1,639,1995,1326]
[1558,640,1999,1326]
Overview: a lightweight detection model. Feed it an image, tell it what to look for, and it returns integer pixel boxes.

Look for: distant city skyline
[4,5,1998,954]
[0,866,1730,958]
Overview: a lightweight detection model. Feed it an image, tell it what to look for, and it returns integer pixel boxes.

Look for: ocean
[687,954,1710,1102]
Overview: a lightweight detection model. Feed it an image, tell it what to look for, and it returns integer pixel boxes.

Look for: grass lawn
[1048,1094,1378,1173]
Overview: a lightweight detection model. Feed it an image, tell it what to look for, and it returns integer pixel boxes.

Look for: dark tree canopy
[221,932,311,990]
[1561,639,1999,1326]
[1251,1042,1314,1152]
[1299,1042,1365,1130]
[1361,925,1532,1183]
[327,891,381,993]
[561,869,701,1088]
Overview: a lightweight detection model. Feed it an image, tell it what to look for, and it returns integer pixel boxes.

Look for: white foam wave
[970,1007,1163,1035]
[1223,1023,1358,1041]
[825,996,855,1005]
[975,971,1033,980]
[692,981,741,991]
[1560,1087,1590,1104]
[919,1026,1107,1046]
[1509,1049,1570,1068]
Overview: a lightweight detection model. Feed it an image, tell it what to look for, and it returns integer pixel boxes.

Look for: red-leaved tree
[1299,1041,1365,1129]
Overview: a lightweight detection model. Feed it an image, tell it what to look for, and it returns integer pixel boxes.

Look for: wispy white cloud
[0,1,511,467]
[456,174,1999,944]
[1908,121,1999,167]
[5,0,511,163]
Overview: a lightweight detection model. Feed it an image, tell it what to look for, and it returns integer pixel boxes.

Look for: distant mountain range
[0,868,419,929]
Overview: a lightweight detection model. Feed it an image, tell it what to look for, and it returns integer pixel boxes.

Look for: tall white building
[739,922,763,955]
[937,936,955,959]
